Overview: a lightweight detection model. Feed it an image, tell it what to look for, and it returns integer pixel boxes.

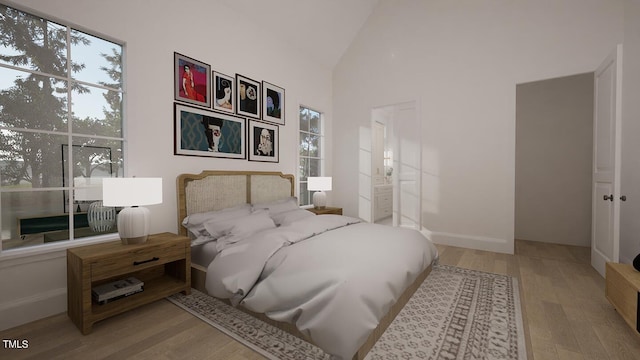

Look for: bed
[176,170,438,360]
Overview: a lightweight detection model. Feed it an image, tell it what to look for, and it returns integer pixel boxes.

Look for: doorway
[371,101,421,229]
[515,73,594,247]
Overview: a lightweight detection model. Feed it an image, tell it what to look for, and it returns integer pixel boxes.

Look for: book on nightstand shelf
[94,287,144,305]
[92,277,144,304]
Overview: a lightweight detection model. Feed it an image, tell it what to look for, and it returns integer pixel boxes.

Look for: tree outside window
[299,106,323,206]
[0,4,124,251]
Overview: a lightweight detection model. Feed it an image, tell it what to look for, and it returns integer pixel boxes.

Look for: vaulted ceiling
[219,0,380,69]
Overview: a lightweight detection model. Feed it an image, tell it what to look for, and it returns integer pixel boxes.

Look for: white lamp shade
[102,178,163,207]
[308,177,331,209]
[308,177,332,191]
[102,177,162,245]
[73,177,104,201]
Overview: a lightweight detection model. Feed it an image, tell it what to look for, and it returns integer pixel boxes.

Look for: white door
[372,121,385,183]
[390,101,421,230]
[592,44,623,277]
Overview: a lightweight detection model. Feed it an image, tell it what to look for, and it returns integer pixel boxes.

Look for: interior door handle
[620,195,627,201]
[604,194,613,201]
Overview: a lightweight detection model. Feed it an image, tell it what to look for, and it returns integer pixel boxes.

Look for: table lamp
[73,177,116,232]
[308,177,332,209]
[102,177,163,244]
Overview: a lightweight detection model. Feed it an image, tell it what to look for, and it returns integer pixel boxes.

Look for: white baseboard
[0,287,67,331]
[421,228,513,254]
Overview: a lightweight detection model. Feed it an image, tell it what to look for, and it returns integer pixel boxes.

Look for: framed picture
[174,103,245,159]
[236,74,261,119]
[61,144,113,213]
[262,81,285,125]
[174,52,211,108]
[248,120,278,163]
[212,71,235,114]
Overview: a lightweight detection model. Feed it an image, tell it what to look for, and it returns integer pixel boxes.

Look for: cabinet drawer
[91,242,185,281]
[375,187,392,196]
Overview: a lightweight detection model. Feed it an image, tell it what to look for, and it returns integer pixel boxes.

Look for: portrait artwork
[248,120,278,163]
[262,81,285,125]
[236,74,261,119]
[174,103,245,159]
[174,52,211,108]
[212,71,235,114]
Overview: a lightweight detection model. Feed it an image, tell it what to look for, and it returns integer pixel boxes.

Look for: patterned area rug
[167,265,527,360]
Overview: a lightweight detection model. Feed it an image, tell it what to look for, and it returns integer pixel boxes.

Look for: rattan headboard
[176,170,295,237]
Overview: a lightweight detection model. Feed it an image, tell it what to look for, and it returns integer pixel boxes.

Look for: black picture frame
[236,74,261,119]
[174,52,212,108]
[174,103,246,159]
[248,120,279,163]
[61,144,113,213]
[262,81,285,125]
[212,70,235,114]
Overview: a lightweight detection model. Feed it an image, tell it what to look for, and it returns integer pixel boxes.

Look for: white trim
[0,287,67,331]
[0,233,119,264]
[421,228,513,254]
[0,286,66,313]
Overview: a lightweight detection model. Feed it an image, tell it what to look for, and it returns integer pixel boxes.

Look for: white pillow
[182,203,251,240]
[212,211,277,252]
[191,235,216,246]
[204,209,274,240]
[271,208,315,226]
[252,197,298,216]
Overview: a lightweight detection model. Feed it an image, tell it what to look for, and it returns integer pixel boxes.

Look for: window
[0,5,124,252]
[298,106,324,206]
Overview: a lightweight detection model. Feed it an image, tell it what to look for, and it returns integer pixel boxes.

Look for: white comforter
[206,214,438,360]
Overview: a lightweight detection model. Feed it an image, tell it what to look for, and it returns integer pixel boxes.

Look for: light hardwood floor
[1,240,640,359]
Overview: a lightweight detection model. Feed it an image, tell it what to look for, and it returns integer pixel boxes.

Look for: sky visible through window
[0,30,121,121]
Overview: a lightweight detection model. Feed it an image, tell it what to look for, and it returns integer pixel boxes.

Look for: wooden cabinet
[605,262,640,335]
[67,232,190,334]
[307,207,343,215]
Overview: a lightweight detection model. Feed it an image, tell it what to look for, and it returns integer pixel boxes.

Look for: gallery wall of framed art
[173,52,285,163]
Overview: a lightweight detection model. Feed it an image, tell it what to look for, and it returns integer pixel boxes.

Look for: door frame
[370,100,422,229]
[591,44,623,277]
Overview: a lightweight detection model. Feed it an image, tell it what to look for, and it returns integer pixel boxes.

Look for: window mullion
[66,25,75,240]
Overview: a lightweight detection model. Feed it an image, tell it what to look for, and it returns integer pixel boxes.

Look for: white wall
[333,0,625,254]
[0,0,333,330]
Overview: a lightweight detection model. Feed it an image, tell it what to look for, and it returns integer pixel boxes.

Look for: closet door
[372,122,385,185]
[391,101,421,230]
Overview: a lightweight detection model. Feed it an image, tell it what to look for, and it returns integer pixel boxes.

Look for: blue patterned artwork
[174,103,245,159]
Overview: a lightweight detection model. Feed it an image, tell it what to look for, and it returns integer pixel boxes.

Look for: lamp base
[312,191,327,209]
[117,206,150,245]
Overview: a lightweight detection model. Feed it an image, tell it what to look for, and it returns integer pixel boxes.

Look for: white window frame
[298,105,325,207]
[0,4,126,258]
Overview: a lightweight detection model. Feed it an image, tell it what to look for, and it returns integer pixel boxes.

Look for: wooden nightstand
[67,232,190,334]
[307,207,343,215]
[606,262,640,335]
